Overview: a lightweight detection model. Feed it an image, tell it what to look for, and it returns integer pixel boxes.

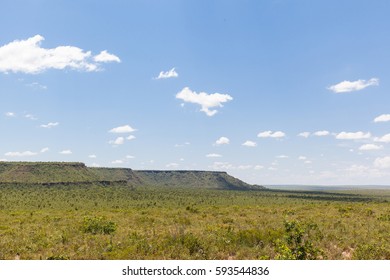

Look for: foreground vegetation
[0,184,390,260]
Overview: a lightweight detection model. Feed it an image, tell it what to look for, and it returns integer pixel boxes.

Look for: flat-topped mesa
[0,161,94,183]
[0,162,265,190]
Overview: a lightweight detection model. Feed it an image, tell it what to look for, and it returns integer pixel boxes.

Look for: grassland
[1,183,390,260]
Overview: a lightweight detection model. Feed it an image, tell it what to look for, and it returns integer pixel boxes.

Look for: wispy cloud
[40,122,59,128]
[155,67,178,79]
[40,147,49,153]
[5,151,37,157]
[257,131,286,138]
[166,162,179,168]
[176,87,233,116]
[59,150,72,155]
[374,156,390,169]
[335,131,371,140]
[109,125,136,133]
[109,137,125,145]
[298,132,310,138]
[328,78,379,93]
[374,114,390,123]
[206,153,222,158]
[4,112,15,117]
[0,35,120,74]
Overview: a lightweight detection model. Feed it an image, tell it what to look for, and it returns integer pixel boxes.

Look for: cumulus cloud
[5,151,37,157]
[277,155,289,159]
[88,154,97,158]
[176,87,233,116]
[109,125,136,133]
[298,132,310,138]
[206,153,222,158]
[335,131,371,140]
[374,114,390,123]
[40,122,59,128]
[359,144,383,151]
[298,156,307,160]
[215,137,230,145]
[374,133,390,143]
[126,135,136,140]
[0,35,120,74]
[25,114,37,120]
[313,130,330,136]
[111,160,123,164]
[257,131,286,138]
[210,161,234,170]
[328,78,379,93]
[126,155,135,159]
[40,147,49,153]
[374,156,390,169]
[237,165,252,170]
[59,150,72,155]
[155,67,178,79]
[109,137,125,145]
[242,140,257,147]
[93,50,121,63]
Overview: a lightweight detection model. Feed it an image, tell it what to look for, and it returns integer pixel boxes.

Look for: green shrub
[82,216,117,235]
[275,220,321,260]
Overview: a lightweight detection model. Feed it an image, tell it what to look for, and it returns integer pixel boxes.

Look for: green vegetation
[0,183,389,260]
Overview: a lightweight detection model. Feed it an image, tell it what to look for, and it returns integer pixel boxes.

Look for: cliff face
[0,162,264,190]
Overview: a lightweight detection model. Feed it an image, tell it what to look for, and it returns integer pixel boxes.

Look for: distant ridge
[0,162,264,190]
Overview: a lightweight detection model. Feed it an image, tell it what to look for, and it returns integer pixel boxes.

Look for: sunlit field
[1,184,389,260]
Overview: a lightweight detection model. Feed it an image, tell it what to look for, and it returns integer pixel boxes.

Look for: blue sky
[1,0,390,185]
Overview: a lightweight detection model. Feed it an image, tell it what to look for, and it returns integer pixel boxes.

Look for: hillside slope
[132,170,264,190]
[0,162,264,190]
[0,162,97,183]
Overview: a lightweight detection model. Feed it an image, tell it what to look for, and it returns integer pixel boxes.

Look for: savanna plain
[1,183,390,260]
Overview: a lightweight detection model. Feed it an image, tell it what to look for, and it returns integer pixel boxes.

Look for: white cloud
[304,160,312,164]
[109,125,136,133]
[298,156,307,160]
[155,67,178,79]
[374,133,390,143]
[40,147,49,153]
[59,150,72,155]
[298,132,310,138]
[90,163,100,167]
[335,131,371,140]
[166,162,179,168]
[313,130,330,136]
[374,114,390,123]
[215,136,230,145]
[5,151,37,157]
[359,144,383,151]
[27,82,47,90]
[237,165,252,170]
[242,140,257,147]
[176,87,233,116]
[40,122,59,128]
[109,137,125,145]
[111,160,123,164]
[126,155,135,159]
[276,155,289,159]
[210,161,234,170]
[0,35,120,74]
[328,78,379,93]
[25,114,37,120]
[257,131,286,138]
[374,156,390,169]
[5,112,15,117]
[254,165,264,170]
[126,135,136,140]
[88,154,97,158]
[93,50,121,63]
[206,153,222,158]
